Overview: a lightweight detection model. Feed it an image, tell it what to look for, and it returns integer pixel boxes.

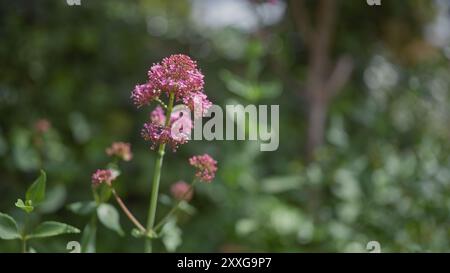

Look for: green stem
[21,238,27,253]
[92,186,100,204]
[145,91,175,253]
[154,180,197,232]
[21,213,29,253]
[87,213,97,253]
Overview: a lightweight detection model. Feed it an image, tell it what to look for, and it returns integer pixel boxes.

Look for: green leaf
[39,185,67,214]
[178,201,196,215]
[0,212,21,240]
[161,217,182,252]
[67,201,97,215]
[96,203,124,236]
[26,170,47,205]
[81,222,96,253]
[27,221,80,239]
[15,199,34,213]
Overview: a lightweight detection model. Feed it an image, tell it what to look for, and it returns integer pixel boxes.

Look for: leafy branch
[0,170,80,253]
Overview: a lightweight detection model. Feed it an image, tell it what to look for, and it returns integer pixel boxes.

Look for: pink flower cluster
[148,54,204,99]
[141,106,192,151]
[189,154,218,183]
[131,54,212,151]
[131,54,211,114]
[91,169,114,186]
[182,91,212,118]
[106,142,133,161]
[170,181,193,202]
[131,83,160,108]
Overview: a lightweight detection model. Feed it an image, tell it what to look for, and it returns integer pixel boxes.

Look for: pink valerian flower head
[34,119,51,134]
[106,142,133,161]
[189,154,218,183]
[148,54,204,99]
[142,106,193,151]
[170,181,193,202]
[182,91,212,118]
[131,83,160,108]
[142,106,169,149]
[141,120,169,150]
[91,169,115,187]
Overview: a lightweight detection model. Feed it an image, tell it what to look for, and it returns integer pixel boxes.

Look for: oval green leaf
[0,212,21,240]
[81,222,96,253]
[26,170,47,205]
[27,221,80,239]
[67,201,97,215]
[96,203,124,236]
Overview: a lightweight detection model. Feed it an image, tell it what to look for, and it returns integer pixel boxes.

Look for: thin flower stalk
[111,188,146,233]
[145,91,175,252]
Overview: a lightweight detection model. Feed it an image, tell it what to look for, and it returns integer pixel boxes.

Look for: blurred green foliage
[1,0,450,252]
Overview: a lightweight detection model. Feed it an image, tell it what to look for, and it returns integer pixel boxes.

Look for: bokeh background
[1,0,450,252]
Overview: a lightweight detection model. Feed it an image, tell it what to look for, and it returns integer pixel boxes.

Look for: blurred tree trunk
[307,96,328,158]
[291,0,353,161]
